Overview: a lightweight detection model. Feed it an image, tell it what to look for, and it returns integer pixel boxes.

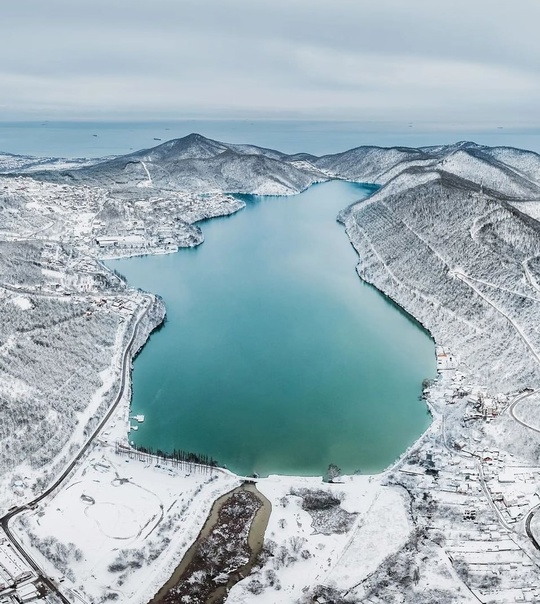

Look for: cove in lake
[108,180,436,477]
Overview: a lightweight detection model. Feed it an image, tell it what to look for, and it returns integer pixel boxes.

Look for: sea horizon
[2,118,540,158]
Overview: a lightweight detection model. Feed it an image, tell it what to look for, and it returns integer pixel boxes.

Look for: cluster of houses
[444,370,509,420]
[403,442,540,600]
[83,296,138,321]
[397,366,540,602]
[489,465,540,523]
[0,539,37,603]
[93,219,178,255]
[464,392,509,421]
[109,297,138,318]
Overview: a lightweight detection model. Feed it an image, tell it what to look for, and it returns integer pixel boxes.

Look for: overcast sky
[2,0,540,124]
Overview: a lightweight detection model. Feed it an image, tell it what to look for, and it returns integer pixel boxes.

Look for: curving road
[525,506,540,552]
[507,388,540,434]
[505,389,540,553]
[0,295,154,604]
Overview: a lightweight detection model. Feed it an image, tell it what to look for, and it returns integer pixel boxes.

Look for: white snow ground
[4,138,540,603]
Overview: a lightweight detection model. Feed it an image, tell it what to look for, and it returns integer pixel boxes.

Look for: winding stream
[148,483,271,604]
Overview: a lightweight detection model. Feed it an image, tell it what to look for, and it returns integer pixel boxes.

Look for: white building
[0,541,33,584]
[16,582,39,602]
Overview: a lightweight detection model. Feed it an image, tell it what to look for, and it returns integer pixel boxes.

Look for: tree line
[115,440,218,473]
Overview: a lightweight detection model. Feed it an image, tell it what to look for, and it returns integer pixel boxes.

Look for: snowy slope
[342,167,540,391]
[314,145,430,182]
[26,134,329,196]
[316,140,540,199]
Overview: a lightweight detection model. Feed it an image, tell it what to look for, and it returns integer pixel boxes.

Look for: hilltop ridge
[8,132,538,200]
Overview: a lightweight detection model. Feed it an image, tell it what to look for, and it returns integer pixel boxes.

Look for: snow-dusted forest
[0,239,163,513]
[342,169,540,391]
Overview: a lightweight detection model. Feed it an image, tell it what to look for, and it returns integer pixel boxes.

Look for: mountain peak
[452,141,482,150]
[138,133,228,161]
[182,132,210,142]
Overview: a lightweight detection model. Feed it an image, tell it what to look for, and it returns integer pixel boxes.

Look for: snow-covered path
[454,271,540,367]
[0,293,155,603]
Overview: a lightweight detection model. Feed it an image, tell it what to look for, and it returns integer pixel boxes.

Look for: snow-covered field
[12,437,239,603]
[225,475,411,603]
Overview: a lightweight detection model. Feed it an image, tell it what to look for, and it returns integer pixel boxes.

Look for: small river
[108,180,436,476]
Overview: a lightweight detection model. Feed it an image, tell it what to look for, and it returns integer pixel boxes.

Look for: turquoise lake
[108,180,436,477]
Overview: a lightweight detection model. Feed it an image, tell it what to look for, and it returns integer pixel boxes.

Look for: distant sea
[1,120,540,158]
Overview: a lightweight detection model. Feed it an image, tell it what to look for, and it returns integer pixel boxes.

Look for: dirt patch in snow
[290,487,357,535]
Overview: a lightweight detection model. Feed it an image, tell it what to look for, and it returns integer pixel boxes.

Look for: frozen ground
[226,475,411,603]
[3,136,540,603]
[12,432,239,603]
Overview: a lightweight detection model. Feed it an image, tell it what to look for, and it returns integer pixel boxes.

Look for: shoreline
[105,178,434,479]
[0,173,442,603]
[25,179,437,602]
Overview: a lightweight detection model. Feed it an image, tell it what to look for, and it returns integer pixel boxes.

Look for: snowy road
[507,388,540,433]
[0,294,154,603]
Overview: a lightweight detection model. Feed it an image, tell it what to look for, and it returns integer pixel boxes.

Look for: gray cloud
[1,0,539,123]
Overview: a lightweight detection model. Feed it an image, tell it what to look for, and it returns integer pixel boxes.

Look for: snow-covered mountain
[7,133,539,391]
[5,135,540,603]
[23,133,328,196]
[340,163,540,390]
[7,134,540,201]
[316,140,540,199]
[314,145,431,182]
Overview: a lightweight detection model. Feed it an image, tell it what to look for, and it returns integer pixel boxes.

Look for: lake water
[2,119,442,476]
[108,180,436,476]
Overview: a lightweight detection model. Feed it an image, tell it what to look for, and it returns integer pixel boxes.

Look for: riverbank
[149,483,271,604]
